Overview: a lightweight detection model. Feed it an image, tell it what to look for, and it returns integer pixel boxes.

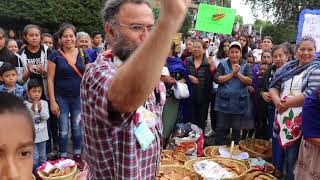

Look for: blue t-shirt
[48,50,86,98]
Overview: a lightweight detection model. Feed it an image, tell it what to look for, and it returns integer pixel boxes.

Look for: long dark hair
[171,41,177,57]
[0,29,16,64]
[217,39,230,59]
[238,34,249,58]
[56,23,77,50]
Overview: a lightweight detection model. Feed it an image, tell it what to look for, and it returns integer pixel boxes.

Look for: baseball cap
[229,41,242,50]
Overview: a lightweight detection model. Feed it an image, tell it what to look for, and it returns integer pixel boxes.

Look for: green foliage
[0,0,192,38]
[235,15,243,27]
[253,19,271,33]
[261,23,297,44]
[0,0,105,33]
[244,0,320,24]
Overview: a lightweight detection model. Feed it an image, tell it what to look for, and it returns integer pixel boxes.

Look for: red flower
[285,120,293,129]
[294,116,302,127]
[291,126,300,138]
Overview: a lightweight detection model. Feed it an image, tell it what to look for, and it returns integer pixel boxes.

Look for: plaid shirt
[80,52,166,179]
[0,83,25,100]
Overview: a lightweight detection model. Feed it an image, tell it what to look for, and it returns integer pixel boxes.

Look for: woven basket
[203,146,250,167]
[161,150,189,165]
[239,139,272,161]
[37,165,77,180]
[241,168,278,180]
[157,165,199,180]
[184,157,248,180]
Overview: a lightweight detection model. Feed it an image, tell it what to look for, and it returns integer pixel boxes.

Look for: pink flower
[294,116,302,127]
[291,126,300,138]
[285,120,293,129]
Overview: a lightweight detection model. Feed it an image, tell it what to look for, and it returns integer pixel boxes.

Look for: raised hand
[159,0,191,32]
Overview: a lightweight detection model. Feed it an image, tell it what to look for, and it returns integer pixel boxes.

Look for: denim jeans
[283,139,301,180]
[46,100,59,153]
[272,137,284,171]
[267,103,276,139]
[56,96,82,157]
[33,141,47,174]
[215,111,241,145]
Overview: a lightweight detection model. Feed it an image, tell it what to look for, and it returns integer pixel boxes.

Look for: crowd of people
[0,0,320,179]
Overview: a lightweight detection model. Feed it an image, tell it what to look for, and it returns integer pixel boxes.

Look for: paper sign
[195,3,236,35]
[297,9,320,57]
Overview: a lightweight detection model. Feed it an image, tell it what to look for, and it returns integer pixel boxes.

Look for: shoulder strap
[58,49,83,78]
[79,48,87,67]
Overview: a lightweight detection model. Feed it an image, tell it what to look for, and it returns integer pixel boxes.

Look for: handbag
[172,81,190,99]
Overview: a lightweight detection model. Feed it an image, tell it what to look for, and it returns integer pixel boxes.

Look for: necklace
[288,75,302,96]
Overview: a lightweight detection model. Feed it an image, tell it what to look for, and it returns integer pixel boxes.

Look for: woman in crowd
[76,32,95,63]
[269,36,320,180]
[251,50,273,140]
[261,50,273,65]
[214,41,253,145]
[295,88,320,180]
[162,42,191,143]
[210,39,230,133]
[262,36,273,52]
[186,40,213,131]
[17,24,52,99]
[256,45,290,177]
[6,39,19,54]
[0,28,24,83]
[241,52,256,139]
[47,23,89,168]
[41,33,54,49]
[181,38,193,63]
[8,29,17,40]
[238,34,251,59]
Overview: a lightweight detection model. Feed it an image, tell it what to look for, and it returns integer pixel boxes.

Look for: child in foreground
[24,79,50,174]
[0,92,35,179]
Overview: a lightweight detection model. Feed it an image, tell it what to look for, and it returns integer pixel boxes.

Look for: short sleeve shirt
[48,50,86,98]
[80,52,166,179]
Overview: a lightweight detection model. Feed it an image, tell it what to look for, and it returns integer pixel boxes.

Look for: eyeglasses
[118,23,154,33]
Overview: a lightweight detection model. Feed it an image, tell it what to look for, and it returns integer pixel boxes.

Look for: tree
[235,15,244,27]
[253,19,271,35]
[244,0,320,25]
[0,0,105,33]
[261,23,297,44]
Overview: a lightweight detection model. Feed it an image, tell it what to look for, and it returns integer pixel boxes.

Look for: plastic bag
[166,123,204,159]
[172,81,190,99]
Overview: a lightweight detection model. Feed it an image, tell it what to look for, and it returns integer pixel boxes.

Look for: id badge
[134,121,155,151]
[136,106,157,128]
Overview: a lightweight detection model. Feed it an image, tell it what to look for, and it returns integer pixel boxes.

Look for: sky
[231,0,273,24]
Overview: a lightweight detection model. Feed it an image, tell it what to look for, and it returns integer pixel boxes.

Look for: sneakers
[73,154,84,170]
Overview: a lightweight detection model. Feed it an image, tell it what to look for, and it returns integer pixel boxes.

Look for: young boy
[24,79,50,174]
[0,92,35,179]
[0,62,25,100]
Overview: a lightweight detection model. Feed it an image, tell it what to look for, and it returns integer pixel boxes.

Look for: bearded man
[80,0,189,179]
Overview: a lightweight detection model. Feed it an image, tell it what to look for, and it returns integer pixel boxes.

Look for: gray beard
[112,32,138,61]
